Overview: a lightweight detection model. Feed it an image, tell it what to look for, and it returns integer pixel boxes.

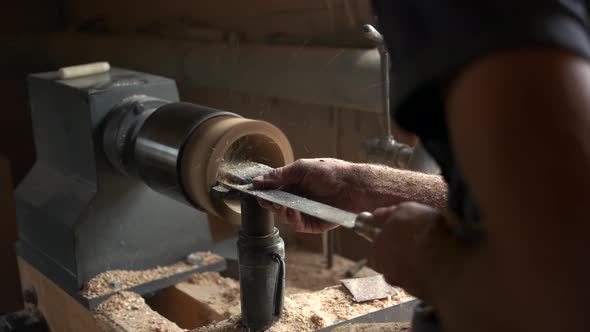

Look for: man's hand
[252,158,365,233]
[368,202,462,302]
[253,158,448,233]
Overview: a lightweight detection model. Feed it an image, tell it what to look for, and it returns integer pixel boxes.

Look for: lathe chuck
[103,96,293,224]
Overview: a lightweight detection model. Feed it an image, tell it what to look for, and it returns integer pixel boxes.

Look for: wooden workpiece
[180,116,293,225]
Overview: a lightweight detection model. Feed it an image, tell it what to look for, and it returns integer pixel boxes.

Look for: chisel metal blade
[219,181,357,229]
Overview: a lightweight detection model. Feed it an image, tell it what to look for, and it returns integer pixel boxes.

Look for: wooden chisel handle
[353,212,382,242]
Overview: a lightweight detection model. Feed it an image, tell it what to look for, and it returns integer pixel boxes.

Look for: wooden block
[17,257,103,332]
[18,256,215,332]
[94,292,183,332]
[146,272,240,330]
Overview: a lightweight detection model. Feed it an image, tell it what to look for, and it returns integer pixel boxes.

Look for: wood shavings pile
[81,252,222,298]
[91,251,413,332]
[188,271,238,290]
[192,285,413,332]
[189,251,222,264]
[217,160,271,184]
[187,251,224,265]
[94,291,183,332]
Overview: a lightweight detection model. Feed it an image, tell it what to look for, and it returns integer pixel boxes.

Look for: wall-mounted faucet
[361,24,393,143]
[361,24,438,174]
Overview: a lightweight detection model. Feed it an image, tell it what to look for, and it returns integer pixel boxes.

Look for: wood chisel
[215,180,382,242]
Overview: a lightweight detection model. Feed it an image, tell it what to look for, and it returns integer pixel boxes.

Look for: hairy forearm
[349,163,448,210]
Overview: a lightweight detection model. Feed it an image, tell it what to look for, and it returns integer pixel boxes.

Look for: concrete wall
[62,0,373,45]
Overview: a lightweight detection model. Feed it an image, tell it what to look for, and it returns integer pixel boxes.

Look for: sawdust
[285,250,378,294]
[150,254,381,329]
[217,160,272,185]
[192,285,413,332]
[94,291,183,332]
[188,271,229,285]
[187,251,224,265]
[82,252,222,298]
[92,253,413,332]
[222,135,279,168]
[332,322,412,332]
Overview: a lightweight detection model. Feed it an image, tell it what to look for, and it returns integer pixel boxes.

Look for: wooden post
[17,258,103,332]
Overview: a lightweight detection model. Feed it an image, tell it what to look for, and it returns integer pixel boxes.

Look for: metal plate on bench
[318,299,418,331]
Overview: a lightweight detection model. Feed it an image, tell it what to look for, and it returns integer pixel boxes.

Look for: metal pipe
[361,24,413,167]
[238,195,285,331]
[326,230,334,269]
[240,195,274,236]
[362,24,392,140]
[380,50,392,140]
[359,25,440,173]
[133,102,236,203]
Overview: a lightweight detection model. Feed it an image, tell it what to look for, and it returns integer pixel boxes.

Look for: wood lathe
[15,65,294,331]
[14,64,418,332]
